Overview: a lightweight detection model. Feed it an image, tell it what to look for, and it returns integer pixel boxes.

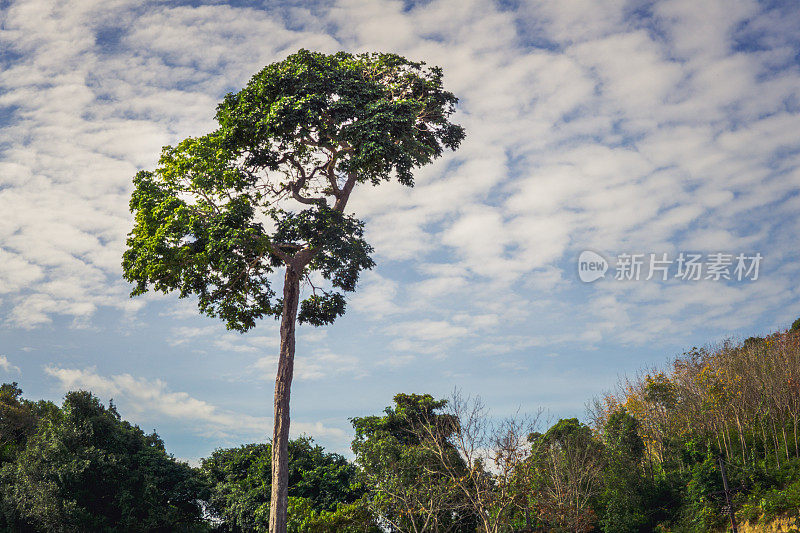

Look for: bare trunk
[771,417,781,467]
[269,266,301,533]
[721,417,731,460]
[782,426,790,460]
[735,412,746,464]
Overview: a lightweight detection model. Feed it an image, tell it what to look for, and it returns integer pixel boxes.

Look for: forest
[2,320,800,532]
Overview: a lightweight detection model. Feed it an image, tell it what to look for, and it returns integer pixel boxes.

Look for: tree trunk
[269,266,301,533]
[782,426,790,460]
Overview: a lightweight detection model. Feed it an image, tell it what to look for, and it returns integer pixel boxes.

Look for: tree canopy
[351,394,475,533]
[122,49,465,332]
[201,436,376,532]
[0,388,206,532]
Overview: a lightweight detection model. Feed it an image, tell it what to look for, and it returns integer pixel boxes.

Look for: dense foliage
[588,325,800,531]
[351,393,476,532]
[122,48,464,332]
[201,436,376,532]
[0,386,206,532]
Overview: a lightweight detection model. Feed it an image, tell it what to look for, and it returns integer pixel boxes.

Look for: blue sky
[1,0,800,462]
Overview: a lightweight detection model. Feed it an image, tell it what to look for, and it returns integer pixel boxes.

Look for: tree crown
[123,49,464,331]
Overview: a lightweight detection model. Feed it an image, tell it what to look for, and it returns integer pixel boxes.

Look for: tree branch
[333,172,358,212]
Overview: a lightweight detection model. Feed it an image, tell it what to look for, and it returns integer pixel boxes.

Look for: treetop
[123,49,464,332]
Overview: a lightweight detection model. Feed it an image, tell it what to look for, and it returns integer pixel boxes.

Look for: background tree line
[3,320,800,531]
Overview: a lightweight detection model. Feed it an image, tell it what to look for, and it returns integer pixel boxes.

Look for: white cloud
[44,365,345,441]
[0,355,21,374]
[385,319,469,342]
[376,354,417,368]
[0,0,797,402]
[350,271,401,318]
[253,348,365,382]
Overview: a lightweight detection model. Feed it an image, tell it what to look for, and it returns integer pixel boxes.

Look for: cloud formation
[44,365,345,441]
[2,0,798,342]
[0,355,21,374]
[2,0,800,456]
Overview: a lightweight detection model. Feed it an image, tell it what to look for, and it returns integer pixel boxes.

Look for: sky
[1,0,800,462]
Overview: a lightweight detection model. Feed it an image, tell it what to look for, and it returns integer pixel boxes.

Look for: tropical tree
[0,382,43,531]
[598,409,649,532]
[0,390,206,532]
[201,436,374,532]
[351,394,475,532]
[528,418,604,532]
[122,49,464,532]
[0,383,37,466]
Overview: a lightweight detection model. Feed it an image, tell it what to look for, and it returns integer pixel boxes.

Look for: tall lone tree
[122,49,464,533]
